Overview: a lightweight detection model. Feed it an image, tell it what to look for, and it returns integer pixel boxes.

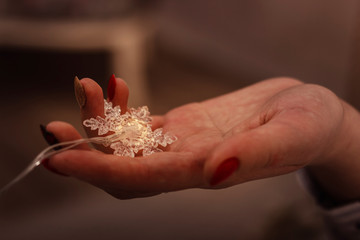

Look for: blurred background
[0,0,359,239]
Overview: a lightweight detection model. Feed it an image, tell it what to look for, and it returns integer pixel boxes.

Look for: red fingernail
[42,159,68,176]
[107,74,116,101]
[40,124,61,150]
[210,157,239,186]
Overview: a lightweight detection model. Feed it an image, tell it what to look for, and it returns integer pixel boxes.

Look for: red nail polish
[40,124,61,150]
[42,159,68,176]
[210,157,239,186]
[107,74,116,101]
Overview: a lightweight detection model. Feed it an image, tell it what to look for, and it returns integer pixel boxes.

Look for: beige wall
[153,0,359,101]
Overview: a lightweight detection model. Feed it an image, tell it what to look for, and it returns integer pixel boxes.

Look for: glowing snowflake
[83,100,177,157]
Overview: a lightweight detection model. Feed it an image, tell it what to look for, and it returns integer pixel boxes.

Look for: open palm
[46,77,346,199]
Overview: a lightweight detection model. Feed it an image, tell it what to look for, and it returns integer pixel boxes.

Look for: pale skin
[45,77,360,202]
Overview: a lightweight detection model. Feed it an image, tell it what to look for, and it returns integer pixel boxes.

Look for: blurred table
[0,16,151,106]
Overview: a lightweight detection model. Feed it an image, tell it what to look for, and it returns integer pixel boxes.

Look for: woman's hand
[44,76,360,200]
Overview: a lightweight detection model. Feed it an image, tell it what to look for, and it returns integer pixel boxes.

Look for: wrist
[307,101,360,202]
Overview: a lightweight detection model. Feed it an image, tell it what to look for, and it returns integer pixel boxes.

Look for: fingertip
[45,121,90,150]
[151,116,165,130]
[209,157,240,186]
[79,78,105,123]
[205,135,239,171]
[107,75,129,114]
[107,74,116,101]
[46,121,78,138]
[80,78,104,105]
[116,78,129,114]
[40,123,60,147]
[204,131,264,186]
[46,121,74,132]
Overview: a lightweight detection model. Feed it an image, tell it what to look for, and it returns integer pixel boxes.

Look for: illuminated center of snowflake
[83,100,177,157]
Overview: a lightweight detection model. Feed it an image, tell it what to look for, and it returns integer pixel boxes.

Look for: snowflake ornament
[83,100,177,157]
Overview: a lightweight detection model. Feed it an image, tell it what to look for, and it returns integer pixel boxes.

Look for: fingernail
[74,76,86,108]
[107,74,116,101]
[210,157,239,186]
[40,124,61,150]
[42,158,68,176]
[40,126,68,176]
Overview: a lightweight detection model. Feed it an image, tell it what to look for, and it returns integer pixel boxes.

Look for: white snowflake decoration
[83,100,177,157]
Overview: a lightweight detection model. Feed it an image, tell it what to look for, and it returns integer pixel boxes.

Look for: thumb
[204,116,324,187]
